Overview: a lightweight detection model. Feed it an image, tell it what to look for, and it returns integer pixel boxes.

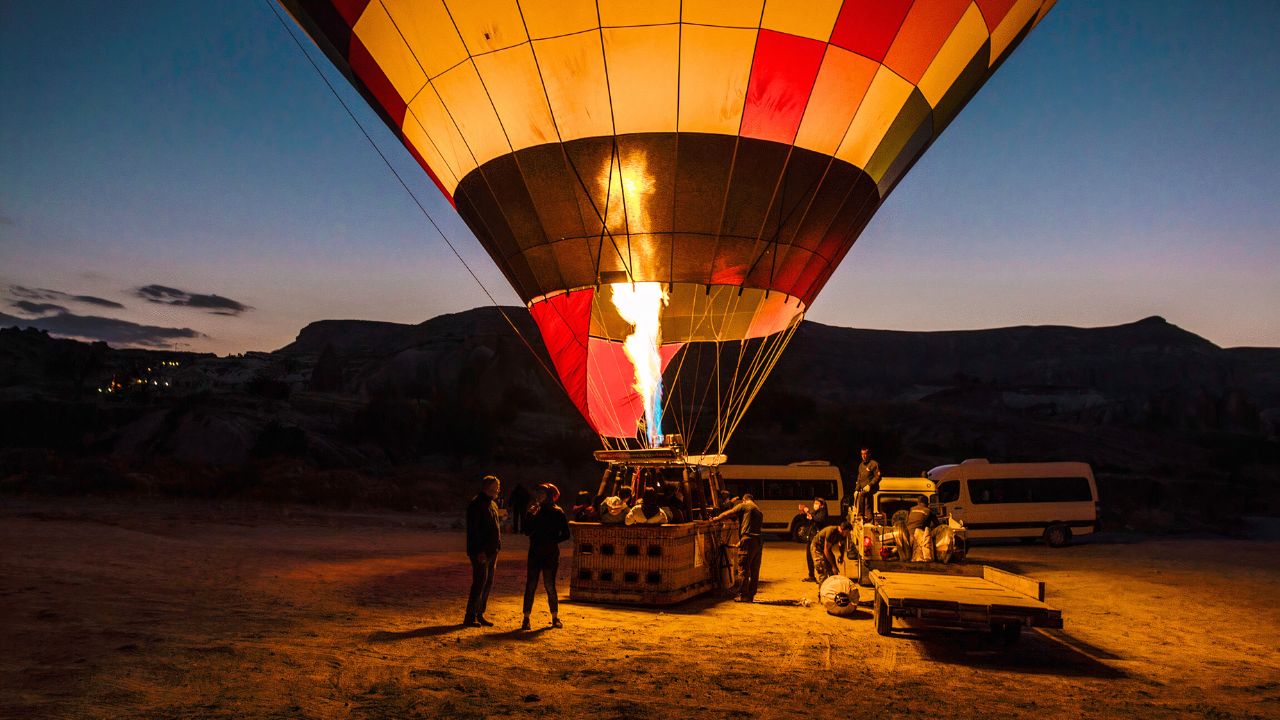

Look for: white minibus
[717,461,844,541]
[927,459,1099,546]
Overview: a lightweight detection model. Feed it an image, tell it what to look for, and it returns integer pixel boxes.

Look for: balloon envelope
[282,0,1055,445]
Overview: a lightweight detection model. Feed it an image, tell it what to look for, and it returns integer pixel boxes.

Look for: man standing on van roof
[855,447,881,519]
[713,494,764,603]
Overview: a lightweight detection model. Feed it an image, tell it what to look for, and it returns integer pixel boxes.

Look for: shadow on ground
[904,626,1128,679]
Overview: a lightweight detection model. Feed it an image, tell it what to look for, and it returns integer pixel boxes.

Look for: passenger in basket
[712,494,764,602]
[809,521,852,587]
[571,490,600,522]
[625,491,671,525]
[599,495,628,524]
[522,483,571,630]
[463,475,502,628]
[801,497,830,581]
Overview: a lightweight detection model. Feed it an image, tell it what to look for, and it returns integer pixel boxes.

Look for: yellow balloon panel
[402,109,460,190]
[597,0,680,27]
[531,32,614,141]
[352,2,426,103]
[678,25,757,135]
[602,26,680,136]
[432,63,510,167]
[381,0,466,79]
[918,3,989,108]
[761,0,843,42]
[520,0,598,39]
[473,44,558,151]
[444,0,527,56]
[682,0,764,28]
[834,66,914,170]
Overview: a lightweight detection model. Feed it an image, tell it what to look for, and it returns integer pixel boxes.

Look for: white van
[927,459,1099,547]
[717,462,844,541]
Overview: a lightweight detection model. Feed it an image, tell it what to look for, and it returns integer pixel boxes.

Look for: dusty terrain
[2,498,1278,719]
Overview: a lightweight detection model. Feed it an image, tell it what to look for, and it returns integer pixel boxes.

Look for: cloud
[135,284,252,316]
[8,285,125,310]
[11,300,68,316]
[0,311,204,348]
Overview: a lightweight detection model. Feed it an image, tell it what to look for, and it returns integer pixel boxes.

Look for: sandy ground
[1,498,1278,720]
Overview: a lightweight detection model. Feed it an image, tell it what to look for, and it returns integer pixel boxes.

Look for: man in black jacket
[464,475,501,627]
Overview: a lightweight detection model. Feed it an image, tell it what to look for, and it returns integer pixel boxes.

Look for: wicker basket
[569,520,739,605]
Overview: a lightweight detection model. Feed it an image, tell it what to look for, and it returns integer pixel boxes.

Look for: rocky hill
[1,311,1276,529]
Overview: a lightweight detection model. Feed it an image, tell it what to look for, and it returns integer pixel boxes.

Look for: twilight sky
[2,1,1277,355]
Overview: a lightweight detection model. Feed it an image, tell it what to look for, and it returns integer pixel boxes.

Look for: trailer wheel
[1044,524,1072,548]
[873,594,892,636]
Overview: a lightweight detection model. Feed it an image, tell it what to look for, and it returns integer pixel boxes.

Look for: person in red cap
[521,483,571,630]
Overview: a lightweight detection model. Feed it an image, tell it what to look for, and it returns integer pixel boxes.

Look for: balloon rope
[721,316,801,447]
[264,0,561,387]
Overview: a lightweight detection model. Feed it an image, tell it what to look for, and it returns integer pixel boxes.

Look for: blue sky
[2,0,1277,354]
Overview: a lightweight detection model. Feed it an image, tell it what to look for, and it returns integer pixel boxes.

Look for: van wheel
[790,516,811,544]
[1044,524,1072,548]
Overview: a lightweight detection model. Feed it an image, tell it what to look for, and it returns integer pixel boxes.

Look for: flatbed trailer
[869,564,1063,642]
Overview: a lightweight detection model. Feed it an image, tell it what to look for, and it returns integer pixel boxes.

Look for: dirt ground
[2,498,1278,719]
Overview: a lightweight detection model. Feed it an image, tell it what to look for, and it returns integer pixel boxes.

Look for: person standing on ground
[713,493,764,603]
[801,497,829,581]
[809,521,852,587]
[522,483,571,630]
[464,475,501,627]
[508,483,530,534]
[855,447,882,519]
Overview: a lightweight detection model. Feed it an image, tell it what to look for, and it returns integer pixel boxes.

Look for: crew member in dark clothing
[464,475,502,627]
[810,522,851,586]
[508,483,531,534]
[522,483,571,630]
[801,497,830,581]
[713,494,764,602]
[906,495,936,532]
[854,447,882,519]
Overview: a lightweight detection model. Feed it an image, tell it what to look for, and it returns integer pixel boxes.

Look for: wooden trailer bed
[869,565,1063,641]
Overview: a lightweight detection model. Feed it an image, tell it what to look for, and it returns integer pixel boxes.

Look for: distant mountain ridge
[1,310,1276,528]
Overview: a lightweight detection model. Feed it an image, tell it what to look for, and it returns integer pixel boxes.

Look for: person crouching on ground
[464,475,501,627]
[810,521,852,588]
[712,493,764,602]
[522,483,571,630]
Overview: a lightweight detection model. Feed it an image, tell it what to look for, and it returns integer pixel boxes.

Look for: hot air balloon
[280,0,1055,456]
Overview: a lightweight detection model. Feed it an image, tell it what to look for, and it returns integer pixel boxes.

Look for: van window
[760,480,839,501]
[937,480,960,504]
[968,477,1092,504]
[723,479,763,500]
